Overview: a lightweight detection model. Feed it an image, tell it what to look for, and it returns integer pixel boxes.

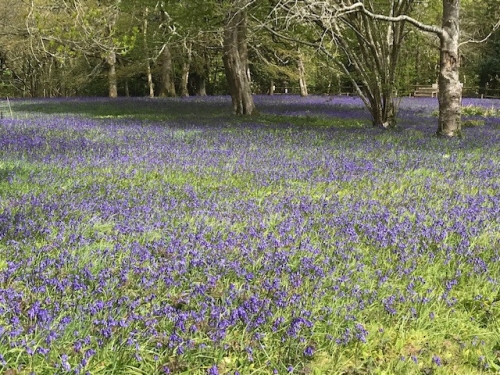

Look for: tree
[436,0,461,137]
[0,0,30,96]
[26,0,139,98]
[142,6,154,98]
[471,0,500,93]
[248,9,325,97]
[153,1,177,97]
[149,0,222,98]
[266,0,415,128]
[223,0,256,115]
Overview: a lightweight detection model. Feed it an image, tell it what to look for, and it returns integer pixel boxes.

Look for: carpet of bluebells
[0,95,500,374]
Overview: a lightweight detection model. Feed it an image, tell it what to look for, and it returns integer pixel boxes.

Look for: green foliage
[462,105,499,117]
[0,0,498,99]
[113,26,140,56]
[431,105,499,119]
[462,120,485,127]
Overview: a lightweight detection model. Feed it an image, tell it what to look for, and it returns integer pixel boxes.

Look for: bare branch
[459,19,500,47]
[343,2,444,37]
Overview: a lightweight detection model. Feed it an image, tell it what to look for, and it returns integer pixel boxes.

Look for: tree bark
[437,0,462,137]
[195,74,207,96]
[198,53,211,96]
[159,44,176,97]
[222,0,256,115]
[180,42,192,97]
[297,49,308,97]
[107,51,118,98]
[146,59,154,98]
[144,7,154,98]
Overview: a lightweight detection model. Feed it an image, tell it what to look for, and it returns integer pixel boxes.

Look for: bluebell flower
[208,365,219,375]
[432,356,442,366]
[303,346,315,357]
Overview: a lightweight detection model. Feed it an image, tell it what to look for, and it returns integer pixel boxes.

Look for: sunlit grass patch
[462,119,486,127]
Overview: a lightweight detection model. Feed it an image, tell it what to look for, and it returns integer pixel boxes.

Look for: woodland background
[0,0,498,99]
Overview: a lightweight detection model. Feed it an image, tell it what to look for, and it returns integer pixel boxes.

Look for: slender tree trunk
[269,80,275,95]
[415,34,420,86]
[437,0,462,137]
[297,49,308,97]
[222,0,256,115]
[180,63,190,97]
[196,75,207,96]
[180,42,192,97]
[146,60,154,98]
[107,51,118,98]
[198,53,211,96]
[159,44,176,97]
[144,7,154,98]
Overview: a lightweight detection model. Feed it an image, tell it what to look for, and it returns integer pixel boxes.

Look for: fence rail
[265,84,500,99]
[408,85,500,99]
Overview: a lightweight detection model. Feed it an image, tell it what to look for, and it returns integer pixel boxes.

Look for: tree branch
[458,19,500,47]
[340,1,444,37]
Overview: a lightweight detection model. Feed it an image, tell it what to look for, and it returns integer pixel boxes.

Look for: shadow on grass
[11,97,370,130]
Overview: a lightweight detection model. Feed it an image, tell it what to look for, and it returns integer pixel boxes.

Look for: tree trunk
[269,80,275,95]
[237,13,251,86]
[437,0,462,137]
[297,49,308,97]
[222,1,256,115]
[146,60,154,98]
[180,64,190,97]
[107,51,118,98]
[196,75,207,96]
[197,53,210,96]
[144,7,154,98]
[180,42,192,97]
[159,44,176,97]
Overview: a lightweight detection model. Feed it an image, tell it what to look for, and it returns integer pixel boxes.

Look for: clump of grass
[461,105,499,117]
[462,119,485,127]
[431,104,499,118]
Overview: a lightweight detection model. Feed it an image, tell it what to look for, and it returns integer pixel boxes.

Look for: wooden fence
[266,84,500,99]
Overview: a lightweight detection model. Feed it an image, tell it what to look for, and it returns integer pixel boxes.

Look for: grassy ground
[0,96,499,374]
